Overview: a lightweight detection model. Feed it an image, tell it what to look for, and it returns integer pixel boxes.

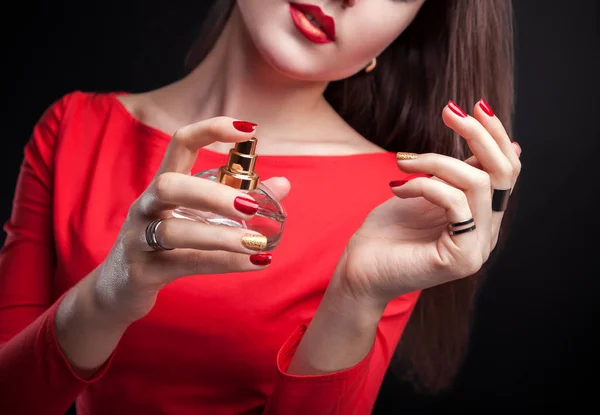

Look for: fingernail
[250,253,272,266]
[242,234,267,251]
[514,141,521,153]
[396,152,420,161]
[479,98,495,117]
[389,173,431,188]
[233,121,257,133]
[448,100,467,118]
[389,179,409,188]
[234,196,259,215]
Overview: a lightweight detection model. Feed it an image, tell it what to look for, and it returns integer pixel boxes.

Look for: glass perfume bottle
[172,138,286,251]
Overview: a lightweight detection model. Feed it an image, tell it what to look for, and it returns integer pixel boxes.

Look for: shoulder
[36,90,123,133]
[28,90,142,168]
[55,90,122,120]
[30,91,114,149]
[44,90,140,142]
[25,91,120,176]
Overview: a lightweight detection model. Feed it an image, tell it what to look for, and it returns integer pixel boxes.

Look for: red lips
[289,2,336,44]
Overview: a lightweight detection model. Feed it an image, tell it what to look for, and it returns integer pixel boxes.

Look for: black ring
[145,219,174,251]
[492,188,511,212]
[449,218,475,228]
[448,224,477,236]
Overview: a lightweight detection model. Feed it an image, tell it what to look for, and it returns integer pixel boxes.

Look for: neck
[160,6,336,153]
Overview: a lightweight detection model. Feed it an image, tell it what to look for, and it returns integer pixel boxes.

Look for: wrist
[286,271,386,375]
[329,263,389,319]
[92,263,157,326]
[324,272,388,330]
[54,270,131,376]
[79,268,133,331]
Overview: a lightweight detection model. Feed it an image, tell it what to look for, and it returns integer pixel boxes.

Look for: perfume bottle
[172,138,286,251]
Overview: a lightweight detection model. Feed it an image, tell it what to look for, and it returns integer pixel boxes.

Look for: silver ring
[492,188,511,212]
[448,218,477,236]
[145,219,173,251]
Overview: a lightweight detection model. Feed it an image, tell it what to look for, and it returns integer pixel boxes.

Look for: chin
[263,48,331,81]
[252,35,364,83]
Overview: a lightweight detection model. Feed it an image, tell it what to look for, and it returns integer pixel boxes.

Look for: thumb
[261,177,291,202]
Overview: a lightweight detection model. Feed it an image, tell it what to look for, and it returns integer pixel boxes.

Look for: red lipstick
[289,3,336,44]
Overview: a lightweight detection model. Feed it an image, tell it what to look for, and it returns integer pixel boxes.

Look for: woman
[0,0,520,414]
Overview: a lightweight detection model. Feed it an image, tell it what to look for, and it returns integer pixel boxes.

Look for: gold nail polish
[396,152,420,161]
[241,234,268,251]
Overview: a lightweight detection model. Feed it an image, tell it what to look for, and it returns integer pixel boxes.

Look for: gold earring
[365,57,377,73]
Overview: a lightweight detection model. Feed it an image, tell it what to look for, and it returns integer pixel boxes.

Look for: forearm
[286,273,387,375]
[54,267,130,378]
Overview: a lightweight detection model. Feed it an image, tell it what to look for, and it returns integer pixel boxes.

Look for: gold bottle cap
[217,138,260,190]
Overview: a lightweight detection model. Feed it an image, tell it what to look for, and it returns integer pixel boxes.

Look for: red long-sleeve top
[0,91,419,415]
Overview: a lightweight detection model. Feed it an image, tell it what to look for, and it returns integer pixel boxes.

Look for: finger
[157,117,257,175]
[396,153,492,245]
[464,142,522,170]
[463,140,521,246]
[390,177,483,247]
[473,99,521,182]
[141,172,258,219]
[442,101,514,190]
[147,249,272,281]
[138,217,269,254]
[260,177,291,202]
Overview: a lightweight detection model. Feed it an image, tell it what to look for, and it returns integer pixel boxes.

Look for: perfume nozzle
[217,138,260,190]
[234,138,257,155]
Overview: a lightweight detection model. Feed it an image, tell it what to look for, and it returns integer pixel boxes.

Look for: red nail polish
[389,180,409,188]
[234,196,259,215]
[479,98,495,117]
[389,173,431,188]
[250,253,272,266]
[233,121,257,133]
[448,100,467,118]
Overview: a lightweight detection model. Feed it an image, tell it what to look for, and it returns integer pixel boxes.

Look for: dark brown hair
[186,0,515,393]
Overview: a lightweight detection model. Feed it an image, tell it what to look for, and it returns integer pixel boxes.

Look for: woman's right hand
[93,117,290,324]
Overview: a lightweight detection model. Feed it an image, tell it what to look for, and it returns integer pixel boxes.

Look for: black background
[2,0,599,412]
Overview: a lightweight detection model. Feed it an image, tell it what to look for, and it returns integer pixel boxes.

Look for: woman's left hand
[337,99,522,308]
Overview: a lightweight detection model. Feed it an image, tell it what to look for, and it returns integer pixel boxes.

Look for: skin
[54,0,522,383]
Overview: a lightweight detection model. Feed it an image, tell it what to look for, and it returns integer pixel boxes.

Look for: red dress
[0,91,419,414]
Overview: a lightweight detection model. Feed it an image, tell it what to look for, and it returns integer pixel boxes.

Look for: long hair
[185,0,515,393]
